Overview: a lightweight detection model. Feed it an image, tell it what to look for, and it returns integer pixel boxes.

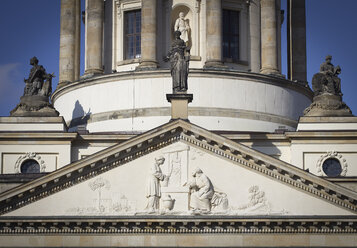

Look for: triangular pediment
[0,120,356,217]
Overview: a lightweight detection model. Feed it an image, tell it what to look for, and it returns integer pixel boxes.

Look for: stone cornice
[0,120,356,216]
[0,132,77,140]
[0,216,356,234]
[285,131,357,138]
[51,69,313,102]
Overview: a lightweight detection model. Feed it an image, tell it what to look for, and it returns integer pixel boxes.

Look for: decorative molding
[67,106,297,129]
[0,217,356,234]
[0,121,356,216]
[14,152,46,173]
[317,151,348,176]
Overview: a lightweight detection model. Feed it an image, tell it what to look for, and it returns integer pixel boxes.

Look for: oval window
[322,158,342,177]
[20,159,40,173]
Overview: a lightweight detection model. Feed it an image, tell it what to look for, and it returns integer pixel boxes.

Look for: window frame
[124,9,142,60]
[222,9,240,63]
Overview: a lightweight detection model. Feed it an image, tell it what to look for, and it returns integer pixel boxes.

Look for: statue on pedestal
[174,12,190,45]
[164,30,190,93]
[10,57,59,117]
[303,55,352,116]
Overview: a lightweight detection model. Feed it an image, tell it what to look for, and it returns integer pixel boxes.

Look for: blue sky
[0,0,356,118]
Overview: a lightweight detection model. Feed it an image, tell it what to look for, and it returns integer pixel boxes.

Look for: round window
[20,159,40,173]
[322,158,342,177]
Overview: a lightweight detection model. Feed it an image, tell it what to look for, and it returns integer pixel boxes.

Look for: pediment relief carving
[0,120,356,216]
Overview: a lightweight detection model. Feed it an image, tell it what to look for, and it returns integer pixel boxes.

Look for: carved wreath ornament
[14,152,46,173]
[316,151,347,176]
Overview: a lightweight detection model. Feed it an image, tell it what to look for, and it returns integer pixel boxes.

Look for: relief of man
[145,156,167,213]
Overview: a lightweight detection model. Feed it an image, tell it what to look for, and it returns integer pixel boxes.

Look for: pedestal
[297,116,357,131]
[0,116,67,132]
[303,94,352,117]
[166,93,193,120]
[10,95,59,117]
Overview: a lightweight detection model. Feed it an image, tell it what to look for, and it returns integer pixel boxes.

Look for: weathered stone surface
[260,0,279,75]
[303,94,352,117]
[84,0,104,75]
[58,0,80,87]
[136,0,158,69]
[204,0,226,69]
[166,93,193,120]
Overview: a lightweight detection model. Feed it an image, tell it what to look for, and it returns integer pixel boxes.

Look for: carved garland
[14,152,46,173]
[317,151,348,176]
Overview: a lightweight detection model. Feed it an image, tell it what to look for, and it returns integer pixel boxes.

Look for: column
[204,0,225,68]
[287,0,307,82]
[260,0,279,75]
[137,0,158,69]
[249,0,261,73]
[58,0,81,87]
[85,0,104,75]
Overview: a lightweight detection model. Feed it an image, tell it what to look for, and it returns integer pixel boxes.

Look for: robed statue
[164,30,190,93]
[10,57,58,117]
[311,55,342,97]
[23,56,54,97]
[303,55,352,117]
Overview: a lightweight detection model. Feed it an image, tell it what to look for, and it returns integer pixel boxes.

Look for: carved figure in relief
[174,12,190,44]
[89,177,110,213]
[187,167,214,213]
[145,156,167,213]
[238,185,268,210]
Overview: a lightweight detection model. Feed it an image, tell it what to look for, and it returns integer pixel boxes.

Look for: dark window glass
[125,10,141,59]
[21,159,40,173]
[322,158,342,177]
[223,9,239,62]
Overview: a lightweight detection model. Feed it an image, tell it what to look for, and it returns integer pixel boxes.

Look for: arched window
[20,159,40,173]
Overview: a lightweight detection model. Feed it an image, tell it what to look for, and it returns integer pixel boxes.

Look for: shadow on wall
[69,100,91,132]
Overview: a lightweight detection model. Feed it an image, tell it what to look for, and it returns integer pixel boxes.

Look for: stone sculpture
[303,55,352,116]
[164,30,190,93]
[187,167,215,213]
[10,57,59,117]
[174,12,190,44]
[145,156,167,213]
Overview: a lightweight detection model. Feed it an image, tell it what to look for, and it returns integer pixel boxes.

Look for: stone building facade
[0,0,356,247]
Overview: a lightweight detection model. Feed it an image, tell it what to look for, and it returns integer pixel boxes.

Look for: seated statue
[303,55,352,117]
[10,57,58,117]
[312,55,342,96]
[188,167,214,213]
[23,57,54,97]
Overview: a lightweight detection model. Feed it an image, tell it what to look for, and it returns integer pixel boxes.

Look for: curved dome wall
[52,70,312,133]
